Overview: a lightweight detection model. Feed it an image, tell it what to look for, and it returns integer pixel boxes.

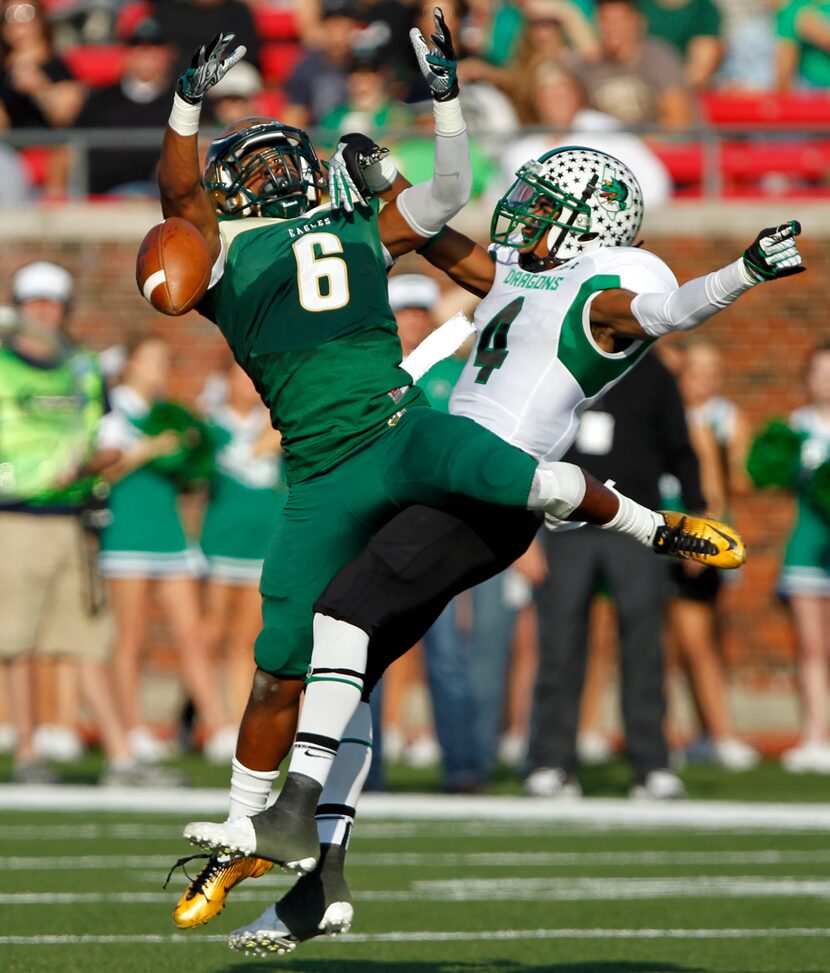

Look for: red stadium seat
[654,138,830,194]
[63,45,127,88]
[260,41,304,86]
[254,4,299,41]
[115,1,155,40]
[252,89,288,120]
[722,140,830,183]
[701,91,830,129]
[19,146,50,189]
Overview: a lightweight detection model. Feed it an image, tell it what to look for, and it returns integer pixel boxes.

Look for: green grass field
[2,757,830,973]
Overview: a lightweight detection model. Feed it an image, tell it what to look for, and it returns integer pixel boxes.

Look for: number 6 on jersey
[293,232,350,312]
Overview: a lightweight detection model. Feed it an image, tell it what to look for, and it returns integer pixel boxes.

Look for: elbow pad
[632,258,758,337]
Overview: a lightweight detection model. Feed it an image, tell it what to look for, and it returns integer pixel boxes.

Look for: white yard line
[2,928,829,946]
[5,849,830,871]
[3,786,830,830]
[4,876,830,905]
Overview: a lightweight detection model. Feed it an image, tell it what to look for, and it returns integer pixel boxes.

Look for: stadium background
[2,0,830,744]
[2,209,827,744]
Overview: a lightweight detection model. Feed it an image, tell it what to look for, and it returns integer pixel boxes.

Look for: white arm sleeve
[396,99,472,238]
[632,257,758,337]
[399,311,474,383]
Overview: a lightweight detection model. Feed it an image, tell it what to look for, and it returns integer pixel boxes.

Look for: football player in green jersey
[164,13,749,938]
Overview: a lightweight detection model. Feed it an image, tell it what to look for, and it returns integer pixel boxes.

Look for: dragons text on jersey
[450,244,679,464]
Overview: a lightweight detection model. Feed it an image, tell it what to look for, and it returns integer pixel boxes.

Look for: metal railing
[3,124,830,199]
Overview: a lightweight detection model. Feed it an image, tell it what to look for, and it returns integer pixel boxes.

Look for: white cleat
[524,767,582,799]
[184,816,257,858]
[712,737,760,772]
[228,901,354,957]
[630,769,687,800]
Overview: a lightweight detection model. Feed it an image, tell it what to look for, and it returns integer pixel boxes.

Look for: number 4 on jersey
[474,297,524,384]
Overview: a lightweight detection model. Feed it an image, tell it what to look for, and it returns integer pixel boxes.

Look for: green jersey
[198,199,424,486]
[0,343,106,510]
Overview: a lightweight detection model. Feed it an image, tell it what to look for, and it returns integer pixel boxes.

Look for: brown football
[136,217,212,316]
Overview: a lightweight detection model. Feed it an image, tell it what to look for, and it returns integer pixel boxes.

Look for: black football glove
[743,221,805,281]
[327,133,390,212]
[409,6,459,102]
[177,32,246,105]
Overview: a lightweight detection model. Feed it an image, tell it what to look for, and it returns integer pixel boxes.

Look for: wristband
[168,92,202,137]
[363,155,398,194]
[432,97,466,137]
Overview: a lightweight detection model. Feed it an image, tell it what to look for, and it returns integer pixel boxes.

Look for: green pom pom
[746,419,802,490]
[137,401,215,484]
[807,461,830,523]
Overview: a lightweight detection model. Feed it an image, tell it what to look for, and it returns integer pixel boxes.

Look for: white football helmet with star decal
[491,146,644,262]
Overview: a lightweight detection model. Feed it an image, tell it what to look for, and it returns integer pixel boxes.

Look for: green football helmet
[203,117,325,219]
[491,146,644,261]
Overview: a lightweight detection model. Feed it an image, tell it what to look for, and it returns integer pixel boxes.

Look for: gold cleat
[653,512,747,569]
[171,854,274,929]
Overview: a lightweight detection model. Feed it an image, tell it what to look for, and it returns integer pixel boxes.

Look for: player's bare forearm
[158,128,220,259]
[422,227,495,298]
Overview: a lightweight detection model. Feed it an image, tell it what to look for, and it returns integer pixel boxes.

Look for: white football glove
[327,144,366,214]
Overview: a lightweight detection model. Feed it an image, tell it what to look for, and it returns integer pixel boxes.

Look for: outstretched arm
[372,8,473,256]
[157,33,246,263]
[590,222,804,339]
[329,134,494,296]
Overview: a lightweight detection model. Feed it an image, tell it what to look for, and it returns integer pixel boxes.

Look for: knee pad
[529,461,587,519]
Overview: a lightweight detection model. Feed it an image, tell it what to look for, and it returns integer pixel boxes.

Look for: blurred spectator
[200,361,287,723]
[469,534,547,774]
[566,0,693,129]
[0,0,84,129]
[98,334,236,764]
[390,112,497,199]
[501,61,672,209]
[683,342,753,499]
[284,0,360,128]
[151,0,260,72]
[527,355,703,799]
[663,344,759,772]
[639,0,724,89]
[73,16,175,195]
[0,142,31,205]
[778,343,830,773]
[0,262,175,786]
[387,273,486,792]
[318,50,413,144]
[458,0,600,101]
[460,0,525,67]
[719,0,776,90]
[776,0,830,90]
[204,58,262,126]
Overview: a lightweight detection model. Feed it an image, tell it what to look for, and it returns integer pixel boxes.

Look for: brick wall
[2,210,826,687]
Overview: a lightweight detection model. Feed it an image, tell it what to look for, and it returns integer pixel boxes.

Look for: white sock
[599,486,664,547]
[288,614,369,790]
[228,757,280,819]
[315,702,373,850]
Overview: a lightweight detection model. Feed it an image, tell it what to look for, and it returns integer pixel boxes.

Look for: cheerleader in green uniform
[201,362,287,720]
[778,344,830,773]
[98,335,234,763]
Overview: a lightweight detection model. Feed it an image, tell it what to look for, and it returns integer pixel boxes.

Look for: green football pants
[253,406,537,676]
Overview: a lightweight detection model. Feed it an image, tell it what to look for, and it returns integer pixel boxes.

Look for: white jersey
[449,244,678,463]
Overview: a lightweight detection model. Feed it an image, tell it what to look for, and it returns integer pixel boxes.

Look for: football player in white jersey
[184,142,803,955]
